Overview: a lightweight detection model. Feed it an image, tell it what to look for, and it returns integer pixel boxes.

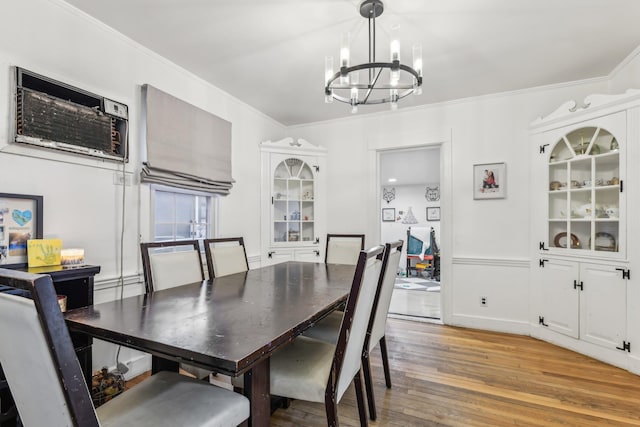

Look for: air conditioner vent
[14,67,128,161]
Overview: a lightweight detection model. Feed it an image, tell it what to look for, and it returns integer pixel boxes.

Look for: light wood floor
[389,288,441,319]
[130,319,640,426]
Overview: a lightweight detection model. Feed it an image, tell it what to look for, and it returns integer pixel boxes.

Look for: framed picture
[381,208,395,222]
[0,193,44,268]
[474,162,506,199]
[426,207,440,221]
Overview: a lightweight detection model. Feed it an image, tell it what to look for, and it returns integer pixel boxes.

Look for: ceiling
[64,0,640,126]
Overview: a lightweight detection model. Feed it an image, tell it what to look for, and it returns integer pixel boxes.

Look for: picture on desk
[0,193,43,267]
[8,232,30,256]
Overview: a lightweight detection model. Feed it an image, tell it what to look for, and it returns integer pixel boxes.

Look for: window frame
[150,184,218,243]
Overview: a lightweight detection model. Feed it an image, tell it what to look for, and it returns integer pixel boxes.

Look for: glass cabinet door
[271,156,316,245]
[547,125,622,254]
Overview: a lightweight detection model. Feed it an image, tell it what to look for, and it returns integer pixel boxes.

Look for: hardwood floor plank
[269,319,640,426]
[127,319,640,426]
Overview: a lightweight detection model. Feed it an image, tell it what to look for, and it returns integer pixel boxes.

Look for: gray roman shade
[141,84,234,194]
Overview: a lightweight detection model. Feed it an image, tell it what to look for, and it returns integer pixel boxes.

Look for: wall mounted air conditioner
[13,67,128,162]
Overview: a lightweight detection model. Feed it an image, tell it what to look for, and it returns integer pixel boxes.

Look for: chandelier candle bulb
[390,88,398,110]
[390,24,401,62]
[413,44,423,76]
[390,25,401,86]
[325,56,334,85]
[340,32,350,84]
[350,71,359,110]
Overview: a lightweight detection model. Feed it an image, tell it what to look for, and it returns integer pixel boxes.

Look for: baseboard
[449,313,530,335]
[629,354,640,376]
[531,325,630,372]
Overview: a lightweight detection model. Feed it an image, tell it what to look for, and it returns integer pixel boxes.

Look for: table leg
[243,358,270,427]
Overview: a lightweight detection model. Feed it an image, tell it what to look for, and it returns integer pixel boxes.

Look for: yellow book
[27,239,62,267]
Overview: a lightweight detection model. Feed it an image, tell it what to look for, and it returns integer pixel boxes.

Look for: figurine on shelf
[610,138,619,151]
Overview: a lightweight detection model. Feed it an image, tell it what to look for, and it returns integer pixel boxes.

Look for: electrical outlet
[113,172,132,186]
[480,296,488,306]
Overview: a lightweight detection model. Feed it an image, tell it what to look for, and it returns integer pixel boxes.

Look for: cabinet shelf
[544,122,624,260]
[262,138,326,264]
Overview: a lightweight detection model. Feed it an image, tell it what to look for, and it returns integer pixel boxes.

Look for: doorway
[379,146,441,321]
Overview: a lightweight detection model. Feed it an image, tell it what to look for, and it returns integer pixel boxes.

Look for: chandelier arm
[362,68,383,104]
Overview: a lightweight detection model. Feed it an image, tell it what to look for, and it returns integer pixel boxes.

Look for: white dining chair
[203,237,249,278]
[304,240,403,420]
[325,233,365,265]
[0,269,249,427]
[233,244,384,426]
[140,240,211,380]
[140,240,205,293]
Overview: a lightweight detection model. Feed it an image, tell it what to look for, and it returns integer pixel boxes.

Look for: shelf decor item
[553,232,581,249]
[0,193,43,268]
[382,208,395,222]
[61,248,85,266]
[27,239,62,268]
[473,162,506,199]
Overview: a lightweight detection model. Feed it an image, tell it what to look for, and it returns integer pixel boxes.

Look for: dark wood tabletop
[64,261,355,426]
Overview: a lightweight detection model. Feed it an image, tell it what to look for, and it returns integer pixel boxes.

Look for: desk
[65,262,354,427]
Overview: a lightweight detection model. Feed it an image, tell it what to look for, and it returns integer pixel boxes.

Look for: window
[152,186,213,243]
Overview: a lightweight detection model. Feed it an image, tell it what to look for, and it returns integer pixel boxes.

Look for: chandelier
[324,0,423,113]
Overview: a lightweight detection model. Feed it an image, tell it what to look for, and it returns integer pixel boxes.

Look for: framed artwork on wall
[474,162,506,199]
[382,208,395,222]
[0,193,44,268]
[426,207,440,221]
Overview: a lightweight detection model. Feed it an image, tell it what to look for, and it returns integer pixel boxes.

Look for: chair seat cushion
[97,371,249,427]
[270,336,336,403]
[231,336,335,403]
[302,311,342,344]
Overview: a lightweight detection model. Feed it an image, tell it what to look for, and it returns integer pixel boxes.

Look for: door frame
[368,135,452,324]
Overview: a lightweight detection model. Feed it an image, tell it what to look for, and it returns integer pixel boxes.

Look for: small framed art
[382,208,395,222]
[426,207,440,221]
[474,162,506,199]
[0,193,44,268]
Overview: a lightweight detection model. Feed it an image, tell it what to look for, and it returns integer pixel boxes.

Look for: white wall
[0,0,285,374]
[291,79,610,334]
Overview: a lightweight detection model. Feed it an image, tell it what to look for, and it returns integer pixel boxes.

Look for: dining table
[64,261,355,427]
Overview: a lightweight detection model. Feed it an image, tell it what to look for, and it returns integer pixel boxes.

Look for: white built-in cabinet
[530,90,640,371]
[260,138,326,265]
[536,259,627,350]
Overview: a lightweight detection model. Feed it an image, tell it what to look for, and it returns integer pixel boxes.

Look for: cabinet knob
[267,251,275,259]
